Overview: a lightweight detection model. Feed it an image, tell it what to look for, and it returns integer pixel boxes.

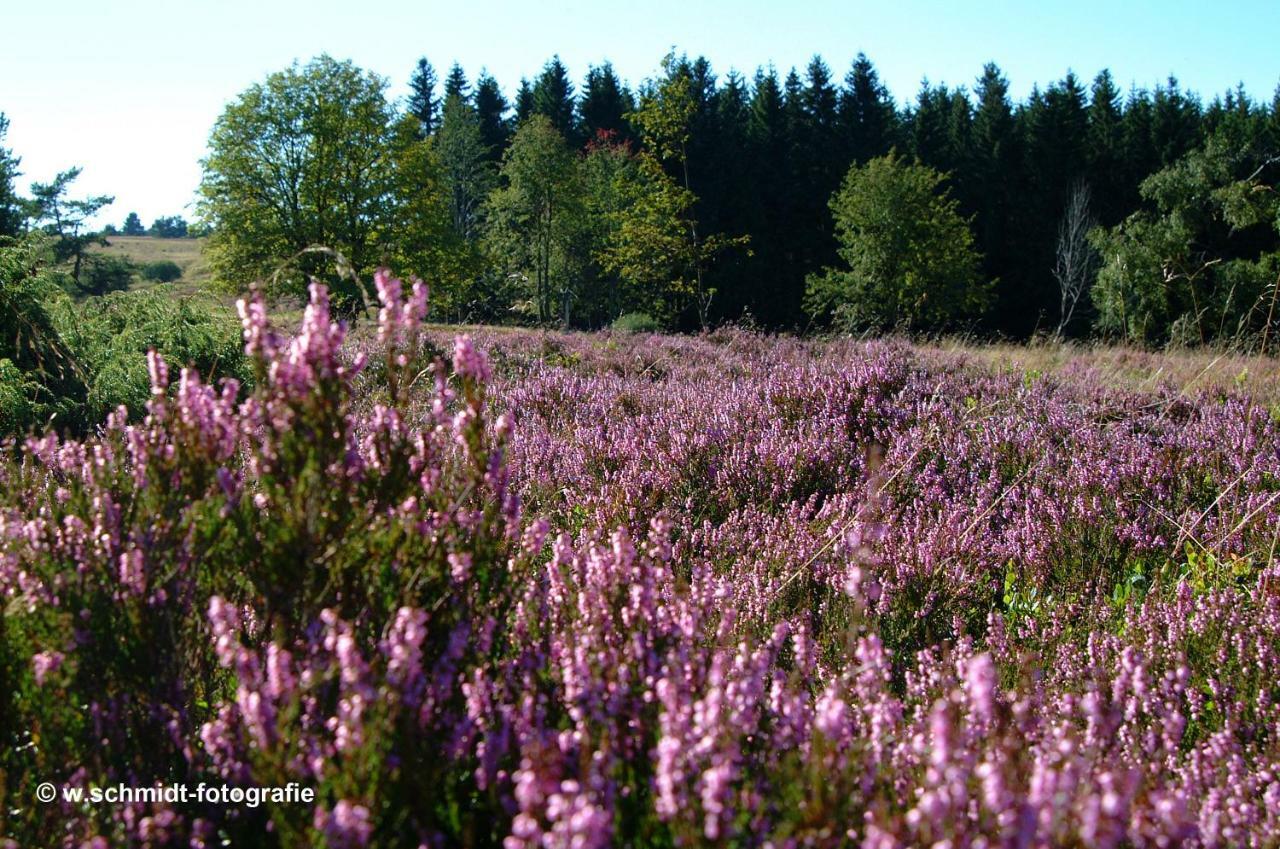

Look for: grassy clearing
[91,235,213,296]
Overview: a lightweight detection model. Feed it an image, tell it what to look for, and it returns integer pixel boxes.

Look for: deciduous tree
[805,152,989,331]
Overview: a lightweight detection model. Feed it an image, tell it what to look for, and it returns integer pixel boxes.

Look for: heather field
[4,276,1280,848]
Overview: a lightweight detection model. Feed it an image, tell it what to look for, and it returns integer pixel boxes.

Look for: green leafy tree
[121,211,145,235]
[576,135,641,323]
[484,116,584,325]
[198,55,399,310]
[600,152,745,327]
[29,168,114,290]
[1089,134,1280,347]
[805,151,990,331]
[385,115,479,320]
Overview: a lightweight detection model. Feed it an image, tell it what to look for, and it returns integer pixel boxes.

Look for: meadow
[3,275,1280,847]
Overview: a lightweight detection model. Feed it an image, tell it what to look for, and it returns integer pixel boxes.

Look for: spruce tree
[407,58,439,137]
[912,81,957,172]
[444,62,470,102]
[1086,70,1125,223]
[515,79,536,126]
[532,57,578,143]
[580,63,634,145]
[705,71,758,321]
[473,72,511,161]
[1151,76,1202,166]
[1122,87,1157,199]
[971,63,1022,327]
[839,53,897,165]
[436,94,494,242]
[747,67,802,325]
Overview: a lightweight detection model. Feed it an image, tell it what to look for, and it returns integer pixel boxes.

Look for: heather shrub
[4,287,1280,847]
[0,272,530,845]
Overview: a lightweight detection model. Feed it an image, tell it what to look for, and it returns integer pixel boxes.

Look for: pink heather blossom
[453,334,492,382]
[314,800,372,849]
[31,650,64,685]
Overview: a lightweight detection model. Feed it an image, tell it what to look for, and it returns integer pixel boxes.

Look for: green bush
[141,259,183,282]
[77,254,136,296]
[611,311,662,334]
[48,288,248,424]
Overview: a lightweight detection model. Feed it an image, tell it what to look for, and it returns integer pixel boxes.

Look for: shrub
[0,272,532,846]
[141,259,183,282]
[611,311,661,333]
[47,288,247,425]
[76,254,136,296]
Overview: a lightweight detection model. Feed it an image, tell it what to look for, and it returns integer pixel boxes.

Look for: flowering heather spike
[146,349,168,396]
[453,334,492,382]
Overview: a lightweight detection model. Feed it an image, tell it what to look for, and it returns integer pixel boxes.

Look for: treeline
[105,213,198,238]
[190,53,1280,342]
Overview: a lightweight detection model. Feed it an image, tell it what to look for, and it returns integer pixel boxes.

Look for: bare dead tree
[1053,182,1099,338]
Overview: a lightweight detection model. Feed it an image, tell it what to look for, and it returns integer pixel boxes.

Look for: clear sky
[3,0,1277,228]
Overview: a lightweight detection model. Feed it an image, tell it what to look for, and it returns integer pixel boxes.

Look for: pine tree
[532,57,578,143]
[580,62,634,145]
[407,58,439,137]
[839,53,897,165]
[473,72,511,161]
[122,211,146,235]
[444,62,470,102]
[0,113,24,238]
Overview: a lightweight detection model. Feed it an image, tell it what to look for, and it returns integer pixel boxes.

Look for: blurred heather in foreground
[4,276,1280,847]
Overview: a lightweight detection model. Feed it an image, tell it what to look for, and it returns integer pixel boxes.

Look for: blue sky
[3,0,1277,228]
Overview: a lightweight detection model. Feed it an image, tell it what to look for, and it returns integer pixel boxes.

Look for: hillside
[91,235,213,294]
